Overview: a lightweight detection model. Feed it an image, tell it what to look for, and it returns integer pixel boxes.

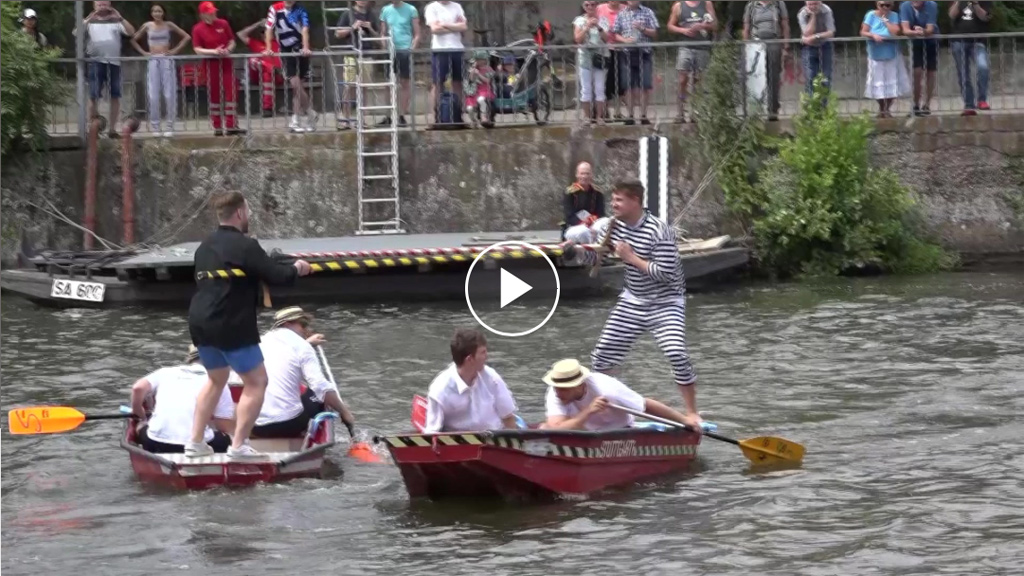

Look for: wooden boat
[119,411,338,490]
[378,397,702,500]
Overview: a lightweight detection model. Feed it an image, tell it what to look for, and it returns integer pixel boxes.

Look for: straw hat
[184,344,200,364]
[543,358,591,388]
[272,306,313,329]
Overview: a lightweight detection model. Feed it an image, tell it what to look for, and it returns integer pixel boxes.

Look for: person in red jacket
[191,1,245,135]
[237,19,283,117]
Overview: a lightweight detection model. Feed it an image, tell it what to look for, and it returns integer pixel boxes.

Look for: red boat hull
[120,417,336,490]
[378,426,701,500]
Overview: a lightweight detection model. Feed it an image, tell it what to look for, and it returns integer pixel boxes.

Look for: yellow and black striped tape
[383,434,698,459]
[196,248,566,280]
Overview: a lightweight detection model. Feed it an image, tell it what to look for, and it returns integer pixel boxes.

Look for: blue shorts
[432,51,464,85]
[88,62,122,101]
[197,345,264,375]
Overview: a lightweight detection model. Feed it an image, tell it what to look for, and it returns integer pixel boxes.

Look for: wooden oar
[611,404,805,465]
[589,218,619,278]
[7,407,131,435]
[316,346,383,463]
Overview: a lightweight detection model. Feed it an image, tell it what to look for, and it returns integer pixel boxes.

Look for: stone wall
[2,114,1022,267]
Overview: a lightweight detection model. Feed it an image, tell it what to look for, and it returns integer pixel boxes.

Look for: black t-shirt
[188,226,299,350]
[337,8,378,51]
[952,1,993,35]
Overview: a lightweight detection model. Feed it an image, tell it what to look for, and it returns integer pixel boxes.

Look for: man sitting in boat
[130,344,236,454]
[541,358,691,431]
[234,307,357,439]
[423,328,520,433]
[562,161,610,244]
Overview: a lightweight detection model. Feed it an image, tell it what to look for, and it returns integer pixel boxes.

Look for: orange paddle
[316,346,383,463]
[8,407,130,435]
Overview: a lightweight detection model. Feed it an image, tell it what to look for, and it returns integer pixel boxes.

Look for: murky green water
[2,272,1023,575]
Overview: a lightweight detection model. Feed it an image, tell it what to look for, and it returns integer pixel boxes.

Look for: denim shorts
[197,344,264,375]
[88,62,122,100]
[432,51,465,85]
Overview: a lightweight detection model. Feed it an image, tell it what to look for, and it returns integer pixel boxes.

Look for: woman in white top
[130,3,191,136]
[573,1,611,125]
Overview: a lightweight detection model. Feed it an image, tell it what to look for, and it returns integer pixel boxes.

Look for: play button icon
[499,268,532,308]
[465,241,561,338]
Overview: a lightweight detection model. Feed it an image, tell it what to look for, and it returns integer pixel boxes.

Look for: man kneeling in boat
[424,328,520,433]
[130,345,236,454]
[237,307,357,439]
[540,359,691,431]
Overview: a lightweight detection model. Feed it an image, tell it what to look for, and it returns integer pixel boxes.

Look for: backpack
[438,91,463,125]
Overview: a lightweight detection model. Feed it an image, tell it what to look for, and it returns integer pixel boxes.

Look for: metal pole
[75,1,87,142]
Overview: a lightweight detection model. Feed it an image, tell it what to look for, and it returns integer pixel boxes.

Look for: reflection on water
[2,272,1023,575]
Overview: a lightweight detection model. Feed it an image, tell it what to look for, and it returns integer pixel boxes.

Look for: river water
[2,272,1023,575]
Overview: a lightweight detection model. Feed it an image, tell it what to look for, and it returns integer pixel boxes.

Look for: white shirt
[424,363,517,433]
[545,372,646,431]
[230,328,339,426]
[424,1,466,50]
[85,21,127,63]
[146,364,235,445]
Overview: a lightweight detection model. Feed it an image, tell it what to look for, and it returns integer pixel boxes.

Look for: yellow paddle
[7,406,131,436]
[611,404,805,465]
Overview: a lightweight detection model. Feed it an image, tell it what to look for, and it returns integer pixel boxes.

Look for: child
[464,49,495,127]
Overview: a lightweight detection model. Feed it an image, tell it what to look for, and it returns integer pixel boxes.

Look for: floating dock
[0,231,749,308]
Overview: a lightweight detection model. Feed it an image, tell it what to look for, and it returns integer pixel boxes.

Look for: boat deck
[115,231,566,270]
[157,452,297,465]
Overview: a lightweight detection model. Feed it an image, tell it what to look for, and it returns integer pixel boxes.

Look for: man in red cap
[192,1,246,135]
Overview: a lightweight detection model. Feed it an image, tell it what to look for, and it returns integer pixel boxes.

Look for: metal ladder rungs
[359,151,398,157]
[360,198,399,204]
[359,105,395,111]
[361,60,394,66]
[359,82,396,89]
[361,174,396,181]
[359,127,398,134]
[323,7,351,12]
[361,221,402,227]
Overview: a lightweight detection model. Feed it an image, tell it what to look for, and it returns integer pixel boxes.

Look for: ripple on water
[2,273,1024,575]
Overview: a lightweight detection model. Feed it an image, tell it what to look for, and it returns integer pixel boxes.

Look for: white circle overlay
[463,241,561,338]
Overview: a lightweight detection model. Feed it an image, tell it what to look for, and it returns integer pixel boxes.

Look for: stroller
[472,21,560,126]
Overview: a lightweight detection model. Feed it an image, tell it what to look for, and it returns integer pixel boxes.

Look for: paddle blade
[8,407,86,435]
[411,395,428,433]
[347,442,383,463]
[738,436,806,465]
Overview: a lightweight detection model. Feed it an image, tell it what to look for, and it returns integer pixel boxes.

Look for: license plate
[50,279,106,303]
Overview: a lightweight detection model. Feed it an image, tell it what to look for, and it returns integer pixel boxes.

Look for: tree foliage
[1,1,70,156]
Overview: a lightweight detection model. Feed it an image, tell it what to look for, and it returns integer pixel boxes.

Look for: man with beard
[186,191,312,460]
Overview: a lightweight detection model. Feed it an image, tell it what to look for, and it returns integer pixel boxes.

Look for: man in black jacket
[186,191,312,460]
[562,161,609,245]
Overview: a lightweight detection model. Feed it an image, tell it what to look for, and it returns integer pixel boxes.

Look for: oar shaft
[88,414,134,421]
[611,404,741,446]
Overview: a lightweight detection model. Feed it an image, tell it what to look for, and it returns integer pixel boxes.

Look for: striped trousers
[591,300,697,386]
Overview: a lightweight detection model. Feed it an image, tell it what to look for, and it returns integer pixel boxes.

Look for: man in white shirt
[424,0,467,124]
[240,307,357,439]
[424,328,520,433]
[76,1,136,137]
[130,344,235,453]
[541,358,692,432]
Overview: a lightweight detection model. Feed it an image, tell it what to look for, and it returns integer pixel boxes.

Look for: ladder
[321,1,404,235]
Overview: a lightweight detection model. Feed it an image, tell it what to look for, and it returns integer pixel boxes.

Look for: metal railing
[45,31,1024,137]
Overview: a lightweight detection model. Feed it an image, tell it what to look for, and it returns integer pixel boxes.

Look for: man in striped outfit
[562,179,703,431]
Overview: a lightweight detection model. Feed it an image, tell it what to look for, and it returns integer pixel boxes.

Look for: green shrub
[1,1,69,156]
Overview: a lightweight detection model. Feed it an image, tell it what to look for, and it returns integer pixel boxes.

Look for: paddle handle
[610,404,739,446]
[89,414,135,421]
[589,219,618,278]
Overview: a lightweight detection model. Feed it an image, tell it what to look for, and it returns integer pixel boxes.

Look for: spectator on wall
[424,0,468,125]
[192,1,245,136]
[267,1,317,133]
[611,1,658,126]
[131,3,191,137]
[743,1,789,121]
[20,8,49,48]
[861,1,909,119]
[797,1,835,100]
[668,1,717,124]
[596,1,625,122]
[949,1,992,116]
[900,1,939,116]
[380,0,422,127]
[237,20,284,119]
[75,1,136,138]
[574,1,612,126]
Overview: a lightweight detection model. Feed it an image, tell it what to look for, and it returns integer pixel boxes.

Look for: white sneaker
[184,442,214,458]
[227,442,265,461]
[305,110,319,132]
[288,115,303,133]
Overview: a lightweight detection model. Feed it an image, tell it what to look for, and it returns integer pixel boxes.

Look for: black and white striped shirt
[583,211,685,304]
